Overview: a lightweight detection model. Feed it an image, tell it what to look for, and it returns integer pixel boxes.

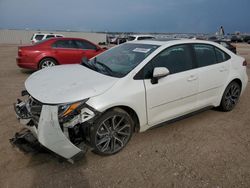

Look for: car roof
[33,33,63,35]
[45,37,90,41]
[127,39,221,47]
[129,34,154,38]
[39,37,97,46]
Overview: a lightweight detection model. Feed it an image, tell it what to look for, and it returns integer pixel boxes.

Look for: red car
[17,37,105,70]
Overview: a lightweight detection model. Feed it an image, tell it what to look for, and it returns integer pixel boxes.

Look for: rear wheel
[39,58,57,69]
[220,81,241,111]
[91,108,134,155]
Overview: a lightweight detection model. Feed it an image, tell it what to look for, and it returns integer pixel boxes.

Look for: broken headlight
[58,99,89,120]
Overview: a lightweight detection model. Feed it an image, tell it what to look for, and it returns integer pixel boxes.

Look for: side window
[143,44,193,78]
[215,47,230,63]
[46,35,55,39]
[193,44,217,67]
[138,37,154,40]
[74,40,97,50]
[128,36,136,41]
[52,40,77,48]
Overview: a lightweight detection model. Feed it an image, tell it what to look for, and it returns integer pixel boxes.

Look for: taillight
[243,60,248,66]
[18,49,22,57]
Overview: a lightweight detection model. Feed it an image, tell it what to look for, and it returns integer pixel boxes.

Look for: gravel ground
[0,43,250,188]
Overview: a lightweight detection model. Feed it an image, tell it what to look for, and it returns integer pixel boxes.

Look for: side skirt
[149,106,214,130]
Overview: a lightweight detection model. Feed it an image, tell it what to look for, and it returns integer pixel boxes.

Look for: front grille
[29,97,43,125]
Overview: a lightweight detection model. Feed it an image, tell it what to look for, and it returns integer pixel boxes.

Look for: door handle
[187,75,198,81]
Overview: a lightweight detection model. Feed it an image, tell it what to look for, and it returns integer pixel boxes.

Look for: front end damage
[11,91,98,163]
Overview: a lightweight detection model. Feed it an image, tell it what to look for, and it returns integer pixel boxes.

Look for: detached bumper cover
[38,105,82,159]
[13,99,90,161]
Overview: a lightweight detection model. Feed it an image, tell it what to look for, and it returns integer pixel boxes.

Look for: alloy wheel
[41,60,56,69]
[95,115,132,154]
[224,84,240,110]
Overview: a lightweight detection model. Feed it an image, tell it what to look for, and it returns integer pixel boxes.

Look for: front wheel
[220,81,241,112]
[90,108,134,155]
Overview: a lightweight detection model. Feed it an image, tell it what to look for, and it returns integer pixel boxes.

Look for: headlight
[58,99,88,118]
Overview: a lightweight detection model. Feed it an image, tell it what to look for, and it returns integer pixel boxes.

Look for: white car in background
[13,39,248,162]
[127,34,155,41]
[31,33,64,44]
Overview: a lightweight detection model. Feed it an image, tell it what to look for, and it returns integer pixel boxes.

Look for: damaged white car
[13,40,248,162]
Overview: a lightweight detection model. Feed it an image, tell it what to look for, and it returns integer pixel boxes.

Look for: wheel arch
[231,78,242,90]
[217,77,243,106]
[102,105,140,132]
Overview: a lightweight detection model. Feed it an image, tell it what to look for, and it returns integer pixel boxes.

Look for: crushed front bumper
[13,97,94,163]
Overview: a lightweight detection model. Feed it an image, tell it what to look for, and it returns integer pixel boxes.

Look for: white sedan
[13,39,248,162]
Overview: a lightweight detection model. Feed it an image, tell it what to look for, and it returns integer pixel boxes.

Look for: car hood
[25,65,119,104]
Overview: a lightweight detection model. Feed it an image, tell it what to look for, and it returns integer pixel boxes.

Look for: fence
[0,29,107,45]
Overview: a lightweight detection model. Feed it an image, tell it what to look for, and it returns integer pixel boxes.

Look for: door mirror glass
[151,67,170,84]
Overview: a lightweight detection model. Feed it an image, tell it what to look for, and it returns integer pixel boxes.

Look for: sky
[0,0,250,33]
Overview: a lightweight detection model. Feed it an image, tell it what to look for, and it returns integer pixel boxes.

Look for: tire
[220,81,241,112]
[38,58,57,69]
[90,108,134,155]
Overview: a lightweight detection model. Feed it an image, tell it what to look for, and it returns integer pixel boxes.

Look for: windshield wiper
[81,58,98,71]
[93,58,114,76]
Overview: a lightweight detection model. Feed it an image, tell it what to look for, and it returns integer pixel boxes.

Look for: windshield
[82,43,159,78]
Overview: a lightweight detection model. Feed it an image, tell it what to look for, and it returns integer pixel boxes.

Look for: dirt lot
[0,43,250,188]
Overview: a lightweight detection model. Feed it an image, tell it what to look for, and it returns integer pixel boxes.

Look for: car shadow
[20,69,35,75]
[27,152,90,187]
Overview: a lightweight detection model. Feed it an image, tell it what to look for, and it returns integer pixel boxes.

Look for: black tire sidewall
[220,81,241,112]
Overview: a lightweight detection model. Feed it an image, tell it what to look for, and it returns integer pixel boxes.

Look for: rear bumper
[16,57,37,70]
[242,71,248,93]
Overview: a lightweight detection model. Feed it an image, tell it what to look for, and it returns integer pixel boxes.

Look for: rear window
[34,35,44,41]
[215,47,230,63]
[194,44,217,67]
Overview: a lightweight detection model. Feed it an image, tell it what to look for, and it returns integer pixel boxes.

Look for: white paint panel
[37,105,81,159]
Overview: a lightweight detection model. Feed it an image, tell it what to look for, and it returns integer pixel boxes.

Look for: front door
[143,44,199,126]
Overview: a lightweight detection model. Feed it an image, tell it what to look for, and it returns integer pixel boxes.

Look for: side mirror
[151,67,170,84]
[81,57,88,64]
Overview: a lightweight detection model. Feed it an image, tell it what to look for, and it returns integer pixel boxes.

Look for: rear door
[192,44,230,107]
[143,44,199,126]
[51,39,82,64]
